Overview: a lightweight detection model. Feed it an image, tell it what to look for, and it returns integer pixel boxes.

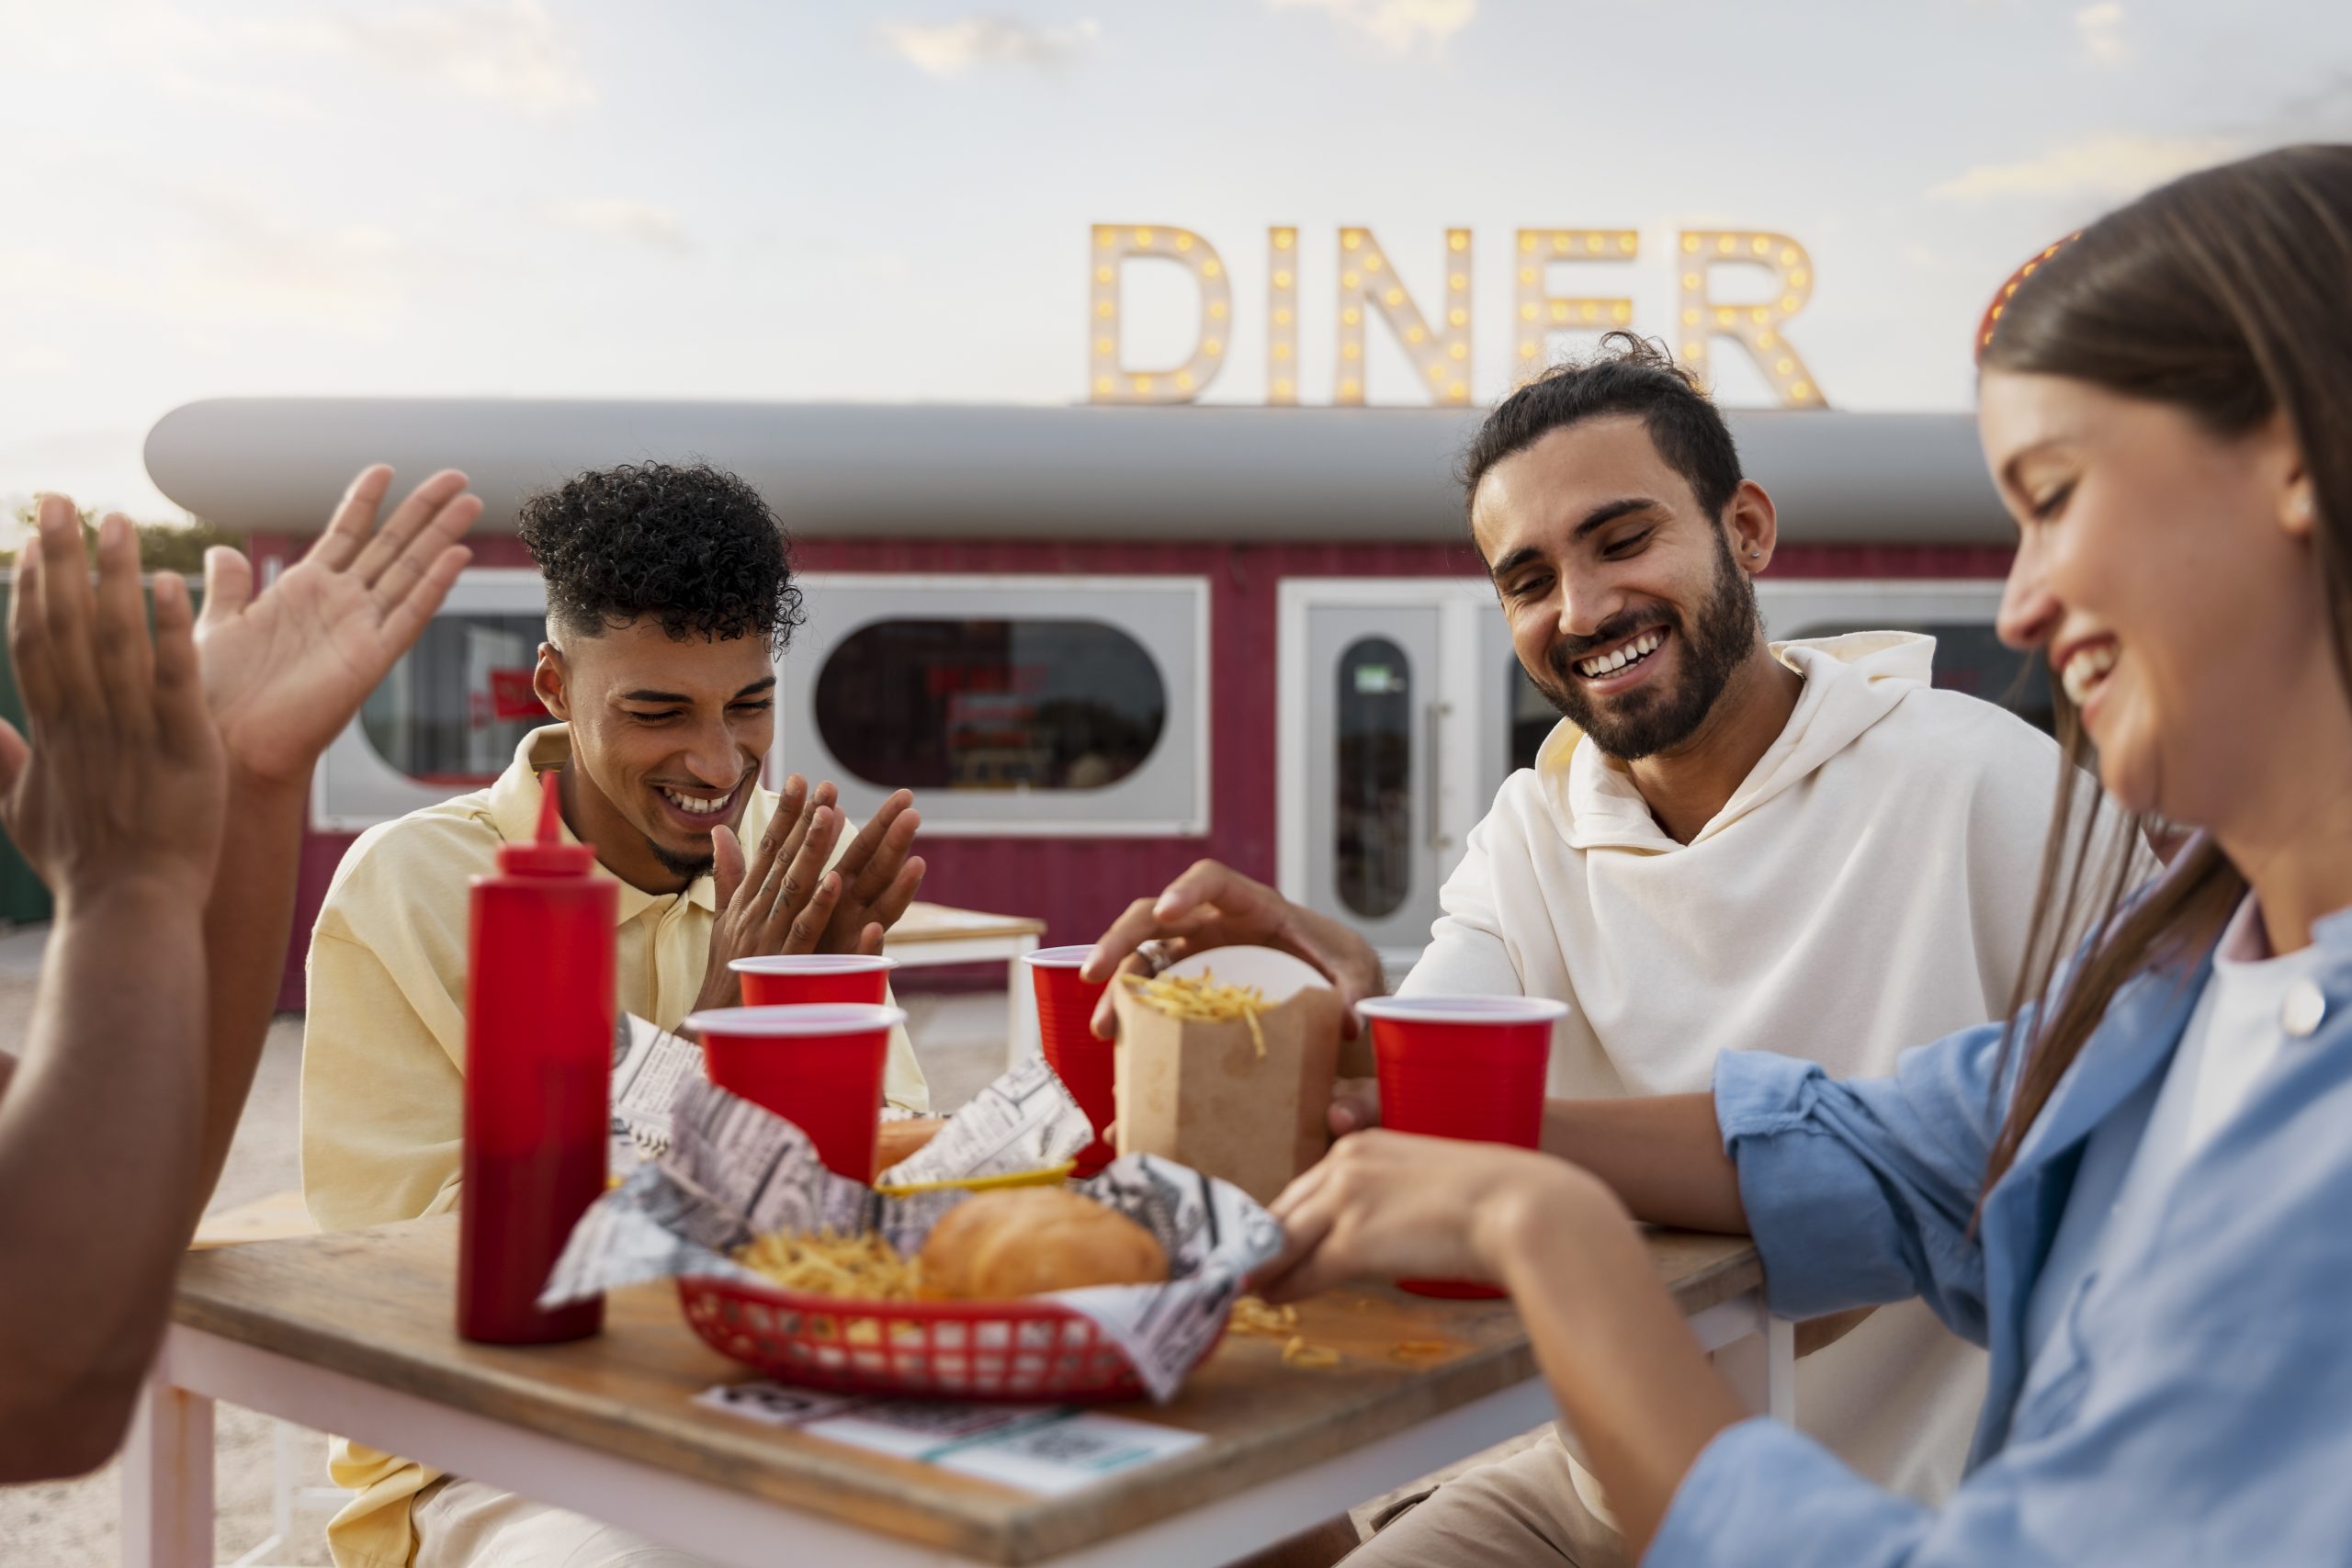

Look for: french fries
[1231,1294,1453,1370]
[1282,1335,1341,1369]
[1228,1294,1301,1337]
[1389,1339,1451,1362]
[1121,968,1272,1056]
[735,1229,924,1300]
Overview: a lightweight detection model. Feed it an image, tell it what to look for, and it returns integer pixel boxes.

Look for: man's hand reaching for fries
[1080,859,1385,1042]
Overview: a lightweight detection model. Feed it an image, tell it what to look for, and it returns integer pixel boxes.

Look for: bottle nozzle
[494,766,596,876]
[537,768,565,845]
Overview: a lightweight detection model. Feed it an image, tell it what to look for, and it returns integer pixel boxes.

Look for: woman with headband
[1256,142,2352,1564]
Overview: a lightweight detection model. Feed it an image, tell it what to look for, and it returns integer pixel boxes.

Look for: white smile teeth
[662,788,728,817]
[2060,642,2118,705]
[1577,629,1665,680]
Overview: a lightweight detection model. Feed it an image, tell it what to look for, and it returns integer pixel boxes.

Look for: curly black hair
[518,461,805,652]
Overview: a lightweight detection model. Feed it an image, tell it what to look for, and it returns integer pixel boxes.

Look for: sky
[3,0,2348,523]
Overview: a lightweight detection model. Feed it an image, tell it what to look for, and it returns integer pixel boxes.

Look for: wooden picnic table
[127,1215,1788,1568]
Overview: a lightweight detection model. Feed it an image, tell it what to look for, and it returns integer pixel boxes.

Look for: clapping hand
[698,775,847,1010]
[811,788,924,956]
[695,782,929,1010]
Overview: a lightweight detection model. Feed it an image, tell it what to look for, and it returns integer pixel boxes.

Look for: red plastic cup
[1024,945,1115,1177]
[685,1003,906,1182]
[730,953,899,1008]
[1356,995,1566,1298]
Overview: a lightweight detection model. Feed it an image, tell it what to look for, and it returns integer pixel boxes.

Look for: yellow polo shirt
[301,725,927,1567]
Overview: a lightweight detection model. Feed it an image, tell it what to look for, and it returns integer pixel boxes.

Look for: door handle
[1426,700,1453,850]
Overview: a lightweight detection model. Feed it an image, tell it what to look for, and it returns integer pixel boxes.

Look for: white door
[1281,581,1503,968]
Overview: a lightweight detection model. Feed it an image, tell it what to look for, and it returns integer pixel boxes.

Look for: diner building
[138,398,2040,1004]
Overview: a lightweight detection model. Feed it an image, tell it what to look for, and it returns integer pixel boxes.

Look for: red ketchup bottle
[458,769,616,1344]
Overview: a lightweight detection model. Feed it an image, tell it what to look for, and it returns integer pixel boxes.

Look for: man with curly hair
[301,462,928,1568]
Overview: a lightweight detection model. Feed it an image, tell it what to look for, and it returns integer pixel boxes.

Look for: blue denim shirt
[1651,903,2352,1566]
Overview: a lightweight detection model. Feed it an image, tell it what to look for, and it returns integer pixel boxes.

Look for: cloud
[243,1,596,117]
[540,199,695,254]
[878,15,1102,78]
[0,175,427,341]
[1929,130,2239,203]
[1269,0,1476,53]
[2076,2,2126,66]
[2248,69,2352,141]
[151,62,323,120]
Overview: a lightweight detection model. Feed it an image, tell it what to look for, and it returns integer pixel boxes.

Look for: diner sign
[1087,223,1826,410]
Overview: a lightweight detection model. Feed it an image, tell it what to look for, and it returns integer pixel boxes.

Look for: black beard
[649,838,716,882]
[1529,527,1762,761]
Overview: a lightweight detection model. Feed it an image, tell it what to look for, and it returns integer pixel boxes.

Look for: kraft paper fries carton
[1111,946,1345,1205]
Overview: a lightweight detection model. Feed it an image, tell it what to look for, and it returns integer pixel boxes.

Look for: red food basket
[677,1275,1227,1402]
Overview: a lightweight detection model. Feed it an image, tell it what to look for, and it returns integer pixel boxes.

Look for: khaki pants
[411,1478,718,1568]
[1347,1431,1627,1568]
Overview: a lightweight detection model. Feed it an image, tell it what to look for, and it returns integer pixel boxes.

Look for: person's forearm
[1484,1175,1749,1557]
[1542,1093,1748,1234]
[188,765,310,1217]
[0,882,208,1478]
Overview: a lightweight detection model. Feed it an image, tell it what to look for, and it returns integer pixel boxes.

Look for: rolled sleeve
[1713,1025,2008,1341]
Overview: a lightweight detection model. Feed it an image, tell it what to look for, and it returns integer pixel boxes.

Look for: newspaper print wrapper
[542,1055,1286,1401]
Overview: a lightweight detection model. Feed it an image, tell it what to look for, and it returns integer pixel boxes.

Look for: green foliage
[5,499,244,575]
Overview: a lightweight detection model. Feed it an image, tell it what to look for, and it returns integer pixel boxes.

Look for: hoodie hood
[1535,630,1937,852]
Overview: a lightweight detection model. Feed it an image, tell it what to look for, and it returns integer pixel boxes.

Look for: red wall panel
[789,537,1490,955]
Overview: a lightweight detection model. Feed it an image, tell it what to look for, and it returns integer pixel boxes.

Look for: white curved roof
[145,399,2008,544]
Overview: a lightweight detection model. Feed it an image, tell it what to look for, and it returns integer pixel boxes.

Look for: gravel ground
[0,927,1013,1568]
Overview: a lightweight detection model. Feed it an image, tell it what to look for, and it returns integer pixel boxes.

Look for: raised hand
[196,465,477,785]
[0,500,224,905]
[815,788,925,956]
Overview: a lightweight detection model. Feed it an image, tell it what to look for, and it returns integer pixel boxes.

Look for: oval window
[360,613,550,786]
[1335,636,1412,919]
[814,619,1166,792]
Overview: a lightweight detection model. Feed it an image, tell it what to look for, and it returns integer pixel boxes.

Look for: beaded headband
[1974,231,2082,363]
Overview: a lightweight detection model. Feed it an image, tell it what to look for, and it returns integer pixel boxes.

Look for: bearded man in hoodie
[1085,334,2143,1568]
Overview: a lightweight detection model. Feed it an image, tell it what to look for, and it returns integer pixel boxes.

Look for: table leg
[1763,1316,1794,1424]
[121,1357,215,1568]
[1710,1306,1796,1424]
[1005,938,1042,1069]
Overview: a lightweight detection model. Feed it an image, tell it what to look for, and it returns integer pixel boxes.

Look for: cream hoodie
[1400,631,2144,1508]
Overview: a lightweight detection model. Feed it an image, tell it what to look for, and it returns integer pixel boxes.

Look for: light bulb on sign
[1089,223,1233,405]
[1332,227,1474,405]
[1674,230,1827,408]
[1511,229,1638,378]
